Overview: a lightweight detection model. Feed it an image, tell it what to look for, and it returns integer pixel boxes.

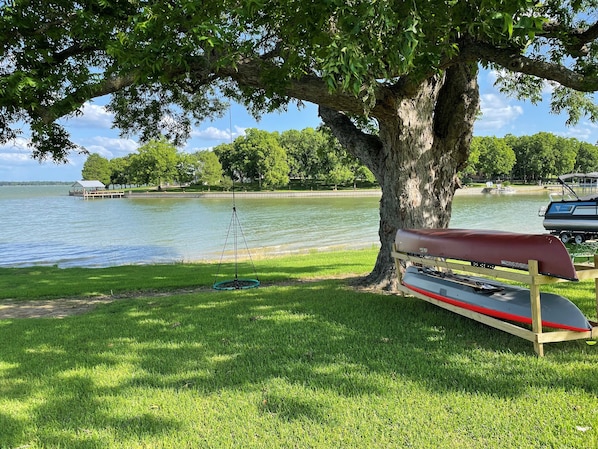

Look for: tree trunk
[319,63,479,289]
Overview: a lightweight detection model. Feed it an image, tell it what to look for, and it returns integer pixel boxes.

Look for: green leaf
[503,15,513,37]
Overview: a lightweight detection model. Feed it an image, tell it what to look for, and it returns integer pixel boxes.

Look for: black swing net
[212,190,260,290]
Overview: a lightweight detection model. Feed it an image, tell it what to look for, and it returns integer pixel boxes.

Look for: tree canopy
[195,150,224,189]
[81,152,111,185]
[127,137,178,186]
[2,0,597,287]
[89,127,376,190]
[2,1,596,160]
[214,128,289,189]
[464,133,598,181]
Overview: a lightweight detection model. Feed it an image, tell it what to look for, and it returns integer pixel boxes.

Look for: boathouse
[70,180,105,195]
[70,181,125,198]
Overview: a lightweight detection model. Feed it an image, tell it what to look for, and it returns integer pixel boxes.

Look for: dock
[70,190,125,199]
[69,180,125,199]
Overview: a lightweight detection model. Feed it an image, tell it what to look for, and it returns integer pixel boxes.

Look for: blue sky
[1,69,596,182]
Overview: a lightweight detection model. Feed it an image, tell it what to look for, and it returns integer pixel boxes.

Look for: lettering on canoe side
[471,261,496,269]
[501,260,529,270]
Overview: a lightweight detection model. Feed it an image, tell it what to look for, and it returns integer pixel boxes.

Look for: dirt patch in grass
[0,288,212,319]
[0,276,368,319]
[0,297,118,319]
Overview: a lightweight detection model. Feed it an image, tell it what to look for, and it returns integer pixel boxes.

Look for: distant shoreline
[0,181,72,186]
[125,189,383,199]
[1,182,555,198]
[124,184,554,199]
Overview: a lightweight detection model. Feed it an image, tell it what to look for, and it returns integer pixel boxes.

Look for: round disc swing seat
[212,204,260,290]
[213,277,260,290]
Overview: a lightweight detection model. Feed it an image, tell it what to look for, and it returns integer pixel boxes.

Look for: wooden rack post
[392,245,598,356]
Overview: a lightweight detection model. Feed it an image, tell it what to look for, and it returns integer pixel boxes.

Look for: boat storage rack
[392,246,598,356]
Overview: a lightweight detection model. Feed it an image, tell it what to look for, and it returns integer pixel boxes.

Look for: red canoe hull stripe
[403,282,589,332]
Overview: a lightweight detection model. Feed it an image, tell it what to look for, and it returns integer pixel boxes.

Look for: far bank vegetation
[82,129,598,191]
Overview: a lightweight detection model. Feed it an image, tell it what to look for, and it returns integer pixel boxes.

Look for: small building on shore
[69,180,124,198]
[70,180,105,196]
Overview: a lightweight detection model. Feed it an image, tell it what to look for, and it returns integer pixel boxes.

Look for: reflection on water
[0,185,551,268]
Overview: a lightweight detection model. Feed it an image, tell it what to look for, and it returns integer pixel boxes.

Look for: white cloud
[556,121,598,142]
[0,137,29,152]
[82,136,138,159]
[0,151,32,165]
[0,138,36,165]
[191,125,246,141]
[476,93,524,131]
[66,102,114,129]
[0,137,85,181]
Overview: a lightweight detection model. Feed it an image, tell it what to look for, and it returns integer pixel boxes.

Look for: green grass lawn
[1,249,598,448]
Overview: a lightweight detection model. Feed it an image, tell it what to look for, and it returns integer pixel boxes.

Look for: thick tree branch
[51,43,95,64]
[542,21,598,56]
[318,106,384,175]
[217,57,366,114]
[28,29,423,130]
[462,40,598,92]
[35,72,138,124]
[576,22,598,45]
[217,53,420,123]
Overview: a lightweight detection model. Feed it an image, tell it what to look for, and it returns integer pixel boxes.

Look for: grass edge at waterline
[0,248,378,301]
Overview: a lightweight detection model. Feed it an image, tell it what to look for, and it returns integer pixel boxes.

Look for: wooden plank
[536,328,596,343]
[528,260,544,357]
[574,265,598,282]
[83,190,125,199]
[392,251,573,286]
[391,252,532,283]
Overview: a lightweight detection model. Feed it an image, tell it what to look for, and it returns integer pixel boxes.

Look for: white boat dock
[77,190,125,199]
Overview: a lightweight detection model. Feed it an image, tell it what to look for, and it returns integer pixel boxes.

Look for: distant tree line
[0,181,72,186]
[82,129,598,189]
[81,128,375,190]
[462,133,598,183]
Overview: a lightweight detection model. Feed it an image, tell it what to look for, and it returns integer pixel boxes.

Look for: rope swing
[212,198,260,290]
[213,106,260,290]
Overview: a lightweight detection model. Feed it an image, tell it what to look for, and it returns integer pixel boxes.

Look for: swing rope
[212,104,260,290]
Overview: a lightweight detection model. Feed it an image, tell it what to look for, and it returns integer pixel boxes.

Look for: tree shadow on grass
[0,411,28,449]
[87,282,598,399]
[1,280,598,446]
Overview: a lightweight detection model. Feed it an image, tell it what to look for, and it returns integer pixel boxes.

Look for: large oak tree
[2,0,598,287]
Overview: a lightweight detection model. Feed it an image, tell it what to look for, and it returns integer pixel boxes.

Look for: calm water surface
[0,185,550,268]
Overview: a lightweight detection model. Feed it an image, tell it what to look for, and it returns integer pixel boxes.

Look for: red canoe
[395,228,578,281]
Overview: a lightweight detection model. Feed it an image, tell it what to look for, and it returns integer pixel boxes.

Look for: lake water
[0,185,551,268]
